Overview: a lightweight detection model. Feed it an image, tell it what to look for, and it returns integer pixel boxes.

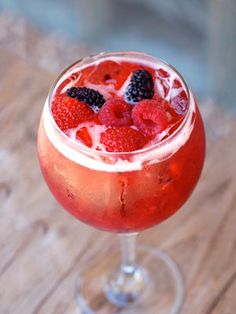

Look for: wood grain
[0,30,236,314]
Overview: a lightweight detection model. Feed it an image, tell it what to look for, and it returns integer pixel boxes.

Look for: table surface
[0,14,236,314]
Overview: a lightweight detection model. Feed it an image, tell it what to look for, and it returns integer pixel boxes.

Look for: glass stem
[104,232,147,306]
[119,233,138,274]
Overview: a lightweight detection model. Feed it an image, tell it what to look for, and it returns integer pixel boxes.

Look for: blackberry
[125,69,154,103]
[66,87,105,112]
[66,87,78,98]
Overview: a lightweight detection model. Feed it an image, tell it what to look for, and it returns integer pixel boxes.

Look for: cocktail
[37,52,205,313]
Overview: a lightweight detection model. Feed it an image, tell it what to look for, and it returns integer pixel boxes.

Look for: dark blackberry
[66,87,105,112]
[66,87,78,98]
[125,69,154,103]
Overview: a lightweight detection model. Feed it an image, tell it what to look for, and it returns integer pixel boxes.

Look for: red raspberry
[131,99,169,137]
[76,127,93,147]
[100,127,146,152]
[98,98,132,127]
[51,94,94,131]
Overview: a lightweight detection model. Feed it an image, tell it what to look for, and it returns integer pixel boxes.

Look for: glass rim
[46,51,194,157]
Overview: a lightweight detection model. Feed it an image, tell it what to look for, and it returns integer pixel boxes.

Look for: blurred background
[0,0,235,108]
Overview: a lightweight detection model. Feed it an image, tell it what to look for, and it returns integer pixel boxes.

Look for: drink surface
[38,52,205,232]
[51,56,189,154]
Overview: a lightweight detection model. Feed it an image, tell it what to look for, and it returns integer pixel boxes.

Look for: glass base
[75,245,184,314]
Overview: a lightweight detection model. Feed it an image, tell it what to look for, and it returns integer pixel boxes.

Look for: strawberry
[98,98,132,127]
[87,61,121,85]
[100,127,146,152]
[131,99,169,137]
[51,94,94,131]
[76,127,93,147]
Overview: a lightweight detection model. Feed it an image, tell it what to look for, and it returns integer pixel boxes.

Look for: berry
[98,98,132,127]
[125,69,154,103]
[100,127,146,152]
[76,127,93,147]
[87,61,131,90]
[87,61,120,84]
[52,94,94,131]
[66,86,78,98]
[131,99,169,137]
[66,87,105,112]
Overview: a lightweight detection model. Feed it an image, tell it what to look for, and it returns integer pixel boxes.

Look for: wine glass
[37,52,205,313]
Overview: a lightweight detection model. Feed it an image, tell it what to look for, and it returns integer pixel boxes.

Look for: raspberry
[52,94,94,131]
[125,69,154,103]
[98,98,132,127]
[66,87,105,112]
[76,127,93,147]
[100,127,146,152]
[131,99,169,137]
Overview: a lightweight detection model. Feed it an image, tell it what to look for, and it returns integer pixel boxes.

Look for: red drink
[38,52,205,233]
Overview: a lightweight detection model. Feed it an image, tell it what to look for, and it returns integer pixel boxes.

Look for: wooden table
[1,16,236,314]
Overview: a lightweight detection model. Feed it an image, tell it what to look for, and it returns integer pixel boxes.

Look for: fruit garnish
[66,87,105,112]
[125,69,154,103]
[52,59,189,152]
[51,94,94,131]
[100,127,146,152]
[87,61,120,84]
[131,99,169,137]
[76,127,93,147]
[98,98,132,127]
